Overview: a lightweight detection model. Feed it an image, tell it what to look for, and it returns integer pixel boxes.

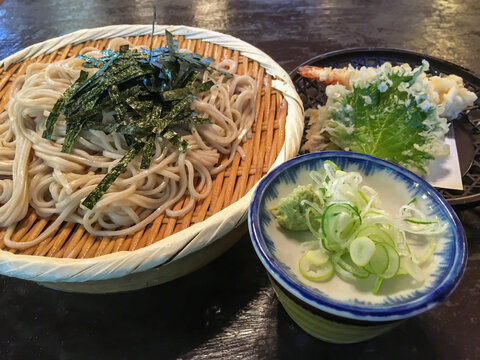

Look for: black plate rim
[289,47,480,208]
[288,47,480,82]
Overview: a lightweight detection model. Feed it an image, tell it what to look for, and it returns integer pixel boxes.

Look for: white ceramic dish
[249,151,467,342]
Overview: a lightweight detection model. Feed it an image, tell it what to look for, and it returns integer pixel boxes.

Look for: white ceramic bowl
[248,151,467,343]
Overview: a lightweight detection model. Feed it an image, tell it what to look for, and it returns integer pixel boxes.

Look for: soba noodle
[0,39,257,249]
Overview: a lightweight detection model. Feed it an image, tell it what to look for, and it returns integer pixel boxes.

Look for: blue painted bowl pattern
[248,151,467,322]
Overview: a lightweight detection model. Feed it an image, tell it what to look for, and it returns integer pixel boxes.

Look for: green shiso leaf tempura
[326,61,447,175]
[299,61,477,176]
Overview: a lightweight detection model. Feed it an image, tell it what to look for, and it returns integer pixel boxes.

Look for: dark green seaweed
[42,70,89,139]
[148,6,156,63]
[140,135,156,169]
[61,118,87,153]
[44,28,223,208]
[76,55,107,69]
[81,142,144,210]
[163,130,189,152]
[165,30,177,61]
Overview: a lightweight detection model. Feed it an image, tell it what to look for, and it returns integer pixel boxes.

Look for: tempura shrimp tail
[297,66,352,89]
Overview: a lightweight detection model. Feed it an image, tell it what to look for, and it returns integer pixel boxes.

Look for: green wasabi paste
[269,184,321,231]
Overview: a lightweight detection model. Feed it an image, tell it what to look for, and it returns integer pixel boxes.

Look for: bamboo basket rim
[0,25,304,283]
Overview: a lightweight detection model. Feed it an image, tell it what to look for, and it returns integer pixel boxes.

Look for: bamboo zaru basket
[0,25,303,293]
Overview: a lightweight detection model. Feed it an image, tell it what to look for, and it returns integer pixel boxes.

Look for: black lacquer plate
[290,48,480,208]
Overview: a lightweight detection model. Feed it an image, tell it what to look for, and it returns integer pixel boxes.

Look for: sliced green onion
[400,257,425,282]
[380,243,400,279]
[403,219,438,225]
[271,161,443,294]
[299,253,334,281]
[305,207,322,239]
[349,236,375,267]
[305,249,330,266]
[324,160,340,171]
[357,189,368,204]
[334,251,370,279]
[355,224,395,247]
[322,203,361,249]
[416,240,437,265]
[364,243,389,275]
[372,276,383,294]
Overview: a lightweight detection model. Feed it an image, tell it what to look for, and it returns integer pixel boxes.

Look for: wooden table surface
[0,0,479,359]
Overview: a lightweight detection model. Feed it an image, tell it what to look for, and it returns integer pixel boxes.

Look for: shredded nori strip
[76,55,107,69]
[193,80,214,95]
[61,118,87,153]
[148,6,156,63]
[145,103,163,128]
[163,130,189,152]
[165,30,177,61]
[125,96,153,117]
[43,25,231,209]
[140,135,156,169]
[161,87,192,102]
[42,70,89,139]
[153,95,195,134]
[160,81,213,101]
[83,121,145,136]
[178,70,200,88]
[81,142,144,210]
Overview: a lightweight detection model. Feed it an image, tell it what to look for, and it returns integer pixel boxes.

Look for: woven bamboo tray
[0,25,304,293]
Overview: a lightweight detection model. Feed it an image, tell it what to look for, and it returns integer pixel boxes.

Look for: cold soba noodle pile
[0,37,257,250]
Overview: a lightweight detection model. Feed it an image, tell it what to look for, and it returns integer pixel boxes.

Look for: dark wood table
[1,0,479,358]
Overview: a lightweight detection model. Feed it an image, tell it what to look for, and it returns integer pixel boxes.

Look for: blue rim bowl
[248,151,467,324]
